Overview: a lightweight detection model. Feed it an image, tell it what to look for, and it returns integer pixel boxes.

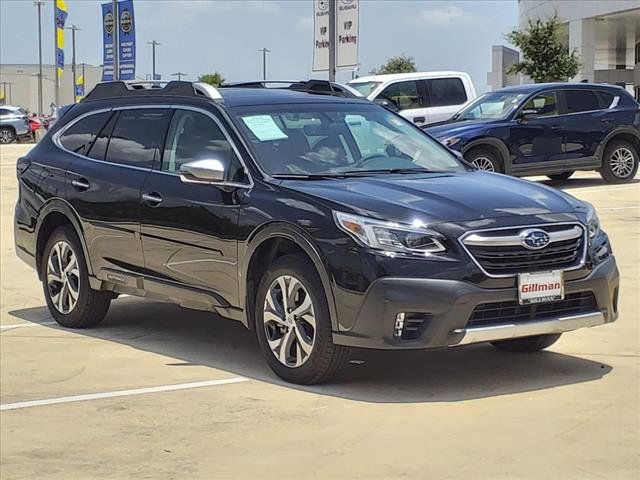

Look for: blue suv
[425,83,640,184]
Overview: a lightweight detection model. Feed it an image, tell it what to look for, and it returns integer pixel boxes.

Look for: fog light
[394,313,405,338]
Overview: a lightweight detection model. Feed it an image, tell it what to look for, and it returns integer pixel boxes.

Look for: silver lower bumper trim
[451,311,606,346]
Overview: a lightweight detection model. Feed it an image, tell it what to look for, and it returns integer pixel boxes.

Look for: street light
[147,40,160,81]
[171,72,187,81]
[34,0,45,115]
[66,24,81,103]
[258,47,270,81]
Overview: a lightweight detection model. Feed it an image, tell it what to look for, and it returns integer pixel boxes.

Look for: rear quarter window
[563,90,600,113]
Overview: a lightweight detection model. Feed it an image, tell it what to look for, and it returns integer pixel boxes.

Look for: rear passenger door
[559,89,614,163]
[64,107,171,276]
[376,80,429,126]
[423,77,469,123]
[139,106,248,308]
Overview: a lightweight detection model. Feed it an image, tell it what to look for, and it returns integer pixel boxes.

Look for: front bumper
[332,256,619,349]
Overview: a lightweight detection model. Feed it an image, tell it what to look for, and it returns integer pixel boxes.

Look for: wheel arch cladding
[242,222,339,333]
[463,138,511,172]
[600,129,640,164]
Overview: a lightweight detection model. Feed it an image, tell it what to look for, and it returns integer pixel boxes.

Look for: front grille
[462,224,585,276]
[468,292,598,328]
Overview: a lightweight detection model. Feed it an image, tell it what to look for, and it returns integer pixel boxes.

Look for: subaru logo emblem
[521,229,551,250]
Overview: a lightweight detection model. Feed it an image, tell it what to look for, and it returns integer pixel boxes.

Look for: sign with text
[101,0,136,81]
[312,0,359,72]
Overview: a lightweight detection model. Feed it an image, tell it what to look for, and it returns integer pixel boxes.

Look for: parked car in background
[15,80,619,385]
[347,71,476,127]
[425,83,640,184]
[0,106,31,144]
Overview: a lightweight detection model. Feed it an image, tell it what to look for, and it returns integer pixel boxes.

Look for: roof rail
[221,79,360,98]
[82,80,223,102]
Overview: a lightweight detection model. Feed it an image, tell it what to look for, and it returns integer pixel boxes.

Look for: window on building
[59,112,113,155]
[425,78,468,107]
[105,109,171,168]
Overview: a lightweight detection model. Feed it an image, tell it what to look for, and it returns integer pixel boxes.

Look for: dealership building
[488,0,640,99]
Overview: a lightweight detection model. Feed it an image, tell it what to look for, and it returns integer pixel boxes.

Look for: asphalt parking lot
[1,143,638,479]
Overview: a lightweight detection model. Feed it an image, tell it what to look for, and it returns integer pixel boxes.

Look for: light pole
[34,0,45,115]
[258,47,270,81]
[171,72,187,81]
[148,40,160,81]
[112,0,119,80]
[328,0,336,82]
[67,25,81,103]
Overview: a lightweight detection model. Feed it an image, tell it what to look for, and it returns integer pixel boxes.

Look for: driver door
[376,80,429,126]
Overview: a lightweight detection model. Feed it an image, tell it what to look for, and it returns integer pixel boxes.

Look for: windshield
[454,92,527,121]
[231,104,466,177]
[347,81,382,97]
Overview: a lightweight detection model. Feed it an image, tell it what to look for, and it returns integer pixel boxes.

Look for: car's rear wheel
[42,226,111,328]
[255,254,350,384]
[465,147,502,173]
[491,333,561,353]
[0,126,16,144]
[547,171,574,181]
[600,140,639,184]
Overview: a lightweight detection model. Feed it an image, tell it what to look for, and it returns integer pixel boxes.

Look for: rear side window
[378,81,423,111]
[426,78,467,107]
[87,112,117,161]
[105,109,171,168]
[59,112,112,155]
[595,91,615,109]
[564,90,600,113]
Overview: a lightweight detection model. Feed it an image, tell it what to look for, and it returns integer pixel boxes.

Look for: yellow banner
[76,75,84,86]
[56,28,64,49]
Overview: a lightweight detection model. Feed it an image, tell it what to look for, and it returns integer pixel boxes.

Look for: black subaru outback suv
[15,81,620,384]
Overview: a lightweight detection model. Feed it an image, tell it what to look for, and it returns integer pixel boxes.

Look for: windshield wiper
[340,168,435,176]
[271,173,348,180]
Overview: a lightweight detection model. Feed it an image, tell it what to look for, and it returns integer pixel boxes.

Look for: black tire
[41,225,111,328]
[0,126,16,144]
[547,171,574,181]
[491,333,561,353]
[600,139,639,184]
[465,147,503,173]
[255,254,350,384]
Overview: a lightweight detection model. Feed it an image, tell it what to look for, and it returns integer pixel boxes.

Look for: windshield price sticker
[518,270,564,305]
[241,115,289,142]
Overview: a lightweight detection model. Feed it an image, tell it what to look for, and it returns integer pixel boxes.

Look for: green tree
[370,54,416,75]
[505,14,581,83]
[198,72,225,87]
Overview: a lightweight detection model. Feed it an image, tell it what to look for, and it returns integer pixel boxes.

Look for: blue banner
[101,1,136,81]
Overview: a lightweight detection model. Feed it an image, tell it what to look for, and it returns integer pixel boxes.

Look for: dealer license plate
[518,270,564,305]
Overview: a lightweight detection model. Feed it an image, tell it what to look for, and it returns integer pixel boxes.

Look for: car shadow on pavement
[8,296,613,404]
[539,177,639,190]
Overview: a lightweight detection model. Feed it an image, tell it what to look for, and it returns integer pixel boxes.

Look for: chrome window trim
[458,221,588,279]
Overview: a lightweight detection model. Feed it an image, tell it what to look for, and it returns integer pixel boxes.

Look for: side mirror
[374,98,399,112]
[518,109,539,122]
[179,159,225,184]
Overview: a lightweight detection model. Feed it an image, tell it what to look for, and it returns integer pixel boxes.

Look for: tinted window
[105,109,170,168]
[87,112,117,161]
[59,112,112,155]
[564,90,600,113]
[0,109,13,116]
[522,91,558,117]
[426,78,467,107]
[163,110,245,182]
[595,91,615,109]
[378,81,422,111]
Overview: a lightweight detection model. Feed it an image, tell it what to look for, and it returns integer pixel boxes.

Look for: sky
[0,0,519,92]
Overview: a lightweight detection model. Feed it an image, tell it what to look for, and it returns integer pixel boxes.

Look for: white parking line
[1,377,248,411]
[599,206,640,211]
[0,321,57,331]
[565,184,640,193]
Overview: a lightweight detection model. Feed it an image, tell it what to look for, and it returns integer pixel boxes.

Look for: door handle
[142,192,163,205]
[600,118,613,123]
[71,178,90,191]
[551,124,562,130]
[413,117,426,124]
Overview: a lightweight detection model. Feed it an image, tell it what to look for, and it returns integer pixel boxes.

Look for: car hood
[425,120,495,139]
[280,171,584,225]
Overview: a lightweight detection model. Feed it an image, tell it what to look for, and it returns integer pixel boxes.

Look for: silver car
[0,106,31,144]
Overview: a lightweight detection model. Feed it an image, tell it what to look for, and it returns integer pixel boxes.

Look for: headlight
[441,136,461,147]
[586,204,600,239]
[333,211,445,255]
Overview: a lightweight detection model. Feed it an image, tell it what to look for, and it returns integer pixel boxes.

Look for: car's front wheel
[0,126,16,144]
[491,333,561,353]
[600,140,639,184]
[255,254,350,384]
[42,226,112,328]
[465,147,503,173]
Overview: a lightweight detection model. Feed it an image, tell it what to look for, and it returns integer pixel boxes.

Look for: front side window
[378,81,422,111]
[59,111,113,155]
[105,109,171,168]
[231,104,466,177]
[426,78,467,107]
[564,90,600,113]
[521,91,558,118]
[455,92,527,121]
[162,109,245,182]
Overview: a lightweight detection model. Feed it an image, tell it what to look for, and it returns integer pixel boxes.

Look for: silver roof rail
[192,82,223,100]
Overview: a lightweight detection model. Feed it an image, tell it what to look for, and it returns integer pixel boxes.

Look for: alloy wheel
[263,275,316,368]
[610,147,635,178]
[471,156,495,172]
[0,129,14,144]
[47,241,80,314]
